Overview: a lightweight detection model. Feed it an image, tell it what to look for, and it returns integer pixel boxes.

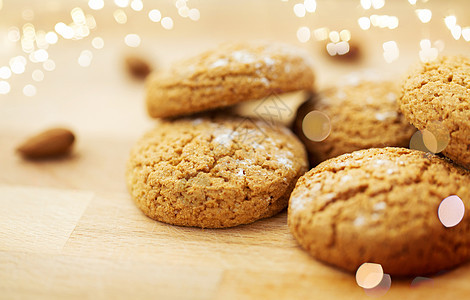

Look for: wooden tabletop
[1,0,470,299]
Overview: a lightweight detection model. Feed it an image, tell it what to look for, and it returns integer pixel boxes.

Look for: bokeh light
[302,111,331,142]
[356,263,384,289]
[363,273,391,297]
[438,195,465,228]
[0,81,11,95]
[23,84,37,97]
[124,34,141,47]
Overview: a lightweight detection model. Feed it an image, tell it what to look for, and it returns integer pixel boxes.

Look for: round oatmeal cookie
[146,42,315,118]
[288,147,470,276]
[293,81,415,165]
[127,115,308,228]
[400,55,470,169]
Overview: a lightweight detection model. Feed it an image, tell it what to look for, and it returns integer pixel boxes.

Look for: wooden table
[1,0,470,299]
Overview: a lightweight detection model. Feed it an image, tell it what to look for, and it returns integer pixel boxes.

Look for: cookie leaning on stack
[288,147,470,276]
[127,41,314,228]
[400,55,470,169]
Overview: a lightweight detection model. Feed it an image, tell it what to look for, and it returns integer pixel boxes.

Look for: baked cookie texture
[146,42,315,118]
[288,147,470,276]
[127,116,308,228]
[294,81,416,165]
[400,55,470,169]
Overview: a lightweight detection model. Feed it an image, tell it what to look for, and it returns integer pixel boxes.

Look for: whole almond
[16,128,75,159]
[125,55,153,80]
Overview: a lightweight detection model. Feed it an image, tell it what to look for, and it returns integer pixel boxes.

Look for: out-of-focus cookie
[293,81,415,165]
[146,42,315,118]
[127,115,308,228]
[400,55,470,169]
[288,147,470,276]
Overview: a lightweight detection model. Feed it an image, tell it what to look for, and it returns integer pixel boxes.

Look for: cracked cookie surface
[288,147,470,276]
[146,42,315,118]
[127,115,308,228]
[400,55,470,169]
[294,81,416,166]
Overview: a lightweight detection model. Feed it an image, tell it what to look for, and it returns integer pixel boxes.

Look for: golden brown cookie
[288,147,470,276]
[293,81,416,165]
[127,115,308,228]
[400,55,470,169]
[146,42,315,118]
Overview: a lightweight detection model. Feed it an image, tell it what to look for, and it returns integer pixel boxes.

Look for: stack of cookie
[126,41,470,277]
[289,56,470,276]
[126,42,314,228]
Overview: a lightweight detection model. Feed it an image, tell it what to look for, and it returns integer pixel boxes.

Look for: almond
[16,128,75,159]
[125,55,153,80]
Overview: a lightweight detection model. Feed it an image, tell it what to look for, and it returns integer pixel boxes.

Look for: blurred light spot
[32,49,49,62]
[304,0,316,13]
[462,27,470,41]
[361,0,372,10]
[130,0,143,11]
[92,37,104,49]
[363,274,391,297]
[434,40,445,52]
[161,17,174,30]
[416,9,432,23]
[408,0,417,4]
[372,0,385,9]
[326,43,337,56]
[10,56,26,74]
[88,0,104,10]
[176,0,186,9]
[189,8,200,21]
[32,69,44,82]
[43,59,56,71]
[409,131,429,153]
[86,15,97,29]
[356,263,384,289]
[45,31,58,44]
[149,9,162,22]
[382,41,399,63]
[178,6,190,18]
[358,17,371,30]
[419,39,438,63]
[23,84,36,97]
[451,25,462,40]
[7,27,21,42]
[114,9,128,24]
[114,0,129,8]
[22,9,34,21]
[411,277,433,287]
[0,0,2,10]
[336,41,350,55]
[294,3,306,17]
[329,31,340,43]
[421,121,450,153]
[388,16,399,29]
[55,22,74,39]
[0,66,12,79]
[439,195,465,228]
[302,111,331,142]
[313,27,329,41]
[0,81,10,95]
[340,30,351,41]
[124,34,141,47]
[71,7,86,25]
[420,39,431,49]
[445,16,457,30]
[78,50,93,67]
[297,27,310,43]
